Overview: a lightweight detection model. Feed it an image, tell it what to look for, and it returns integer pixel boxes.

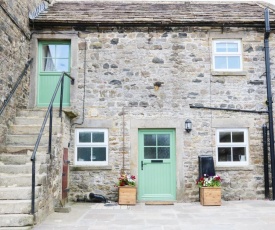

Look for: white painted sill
[211,71,247,76]
[70,165,112,171]
[216,165,254,171]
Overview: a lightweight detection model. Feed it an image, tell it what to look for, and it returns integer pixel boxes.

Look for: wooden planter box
[200,187,221,206]
[118,186,137,205]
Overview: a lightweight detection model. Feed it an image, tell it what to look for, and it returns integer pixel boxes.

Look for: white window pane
[216,43,226,52]
[92,132,104,143]
[56,59,69,72]
[218,147,231,161]
[228,56,240,69]
[79,132,91,143]
[77,147,91,161]
[233,147,246,161]
[219,132,231,142]
[227,43,238,52]
[56,45,70,58]
[217,129,248,166]
[92,147,106,161]
[232,132,244,142]
[75,129,108,165]
[215,56,227,69]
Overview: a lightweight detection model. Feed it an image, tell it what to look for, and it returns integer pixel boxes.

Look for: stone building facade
[68,26,271,202]
[2,1,275,216]
[27,0,275,203]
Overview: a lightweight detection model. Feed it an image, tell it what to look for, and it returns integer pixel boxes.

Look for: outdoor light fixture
[185,119,192,133]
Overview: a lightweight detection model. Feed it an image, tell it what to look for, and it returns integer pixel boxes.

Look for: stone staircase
[0,109,62,229]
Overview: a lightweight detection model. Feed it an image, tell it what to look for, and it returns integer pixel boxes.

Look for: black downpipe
[264,8,275,200]
[263,124,269,199]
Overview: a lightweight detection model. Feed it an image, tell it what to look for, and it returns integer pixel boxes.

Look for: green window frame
[39,41,71,73]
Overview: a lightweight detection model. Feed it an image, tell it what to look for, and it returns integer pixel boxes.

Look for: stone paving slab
[33,200,275,230]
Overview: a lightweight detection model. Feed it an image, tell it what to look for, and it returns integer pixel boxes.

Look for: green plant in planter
[196,174,222,188]
[118,174,136,187]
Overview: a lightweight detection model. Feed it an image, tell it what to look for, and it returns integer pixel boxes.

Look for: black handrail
[0,58,33,116]
[30,72,74,215]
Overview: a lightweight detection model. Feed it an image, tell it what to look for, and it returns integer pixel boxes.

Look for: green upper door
[37,41,71,107]
[138,129,176,201]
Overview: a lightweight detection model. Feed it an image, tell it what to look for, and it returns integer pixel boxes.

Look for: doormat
[145,201,174,205]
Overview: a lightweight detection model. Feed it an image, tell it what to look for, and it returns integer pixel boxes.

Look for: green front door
[138,129,176,201]
[37,41,71,107]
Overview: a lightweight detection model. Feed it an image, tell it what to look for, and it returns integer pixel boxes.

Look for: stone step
[0,163,47,174]
[0,200,33,214]
[17,109,61,118]
[0,214,33,227]
[5,146,48,153]
[0,227,32,230]
[6,134,55,146]
[0,173,46,187]
[9,125,60,135]
[0,187,40,200]
[14,117,61,126]
[0,152,50,165]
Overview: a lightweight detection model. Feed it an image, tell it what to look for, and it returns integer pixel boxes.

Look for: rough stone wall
[68,26,274,202]
[0,0,50,149]
[35,111,71,222]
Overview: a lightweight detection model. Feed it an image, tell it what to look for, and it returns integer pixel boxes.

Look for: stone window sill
[216,166,253,171]
[211,71,247,76]
[70,165,112,171]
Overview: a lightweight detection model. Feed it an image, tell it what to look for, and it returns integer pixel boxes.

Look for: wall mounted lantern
[185,119,192,133]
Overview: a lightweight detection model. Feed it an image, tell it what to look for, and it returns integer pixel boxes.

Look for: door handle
[141,161,144,170]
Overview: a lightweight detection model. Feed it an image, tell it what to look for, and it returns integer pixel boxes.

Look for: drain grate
[104,203,118,207]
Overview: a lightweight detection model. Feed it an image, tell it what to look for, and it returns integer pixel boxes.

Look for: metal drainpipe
[264,8,275,200]
[263,124,269,199]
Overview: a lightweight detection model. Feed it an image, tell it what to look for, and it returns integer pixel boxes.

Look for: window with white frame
[213,40,242,71]
[216,129,248,166]
[75,129,108,165]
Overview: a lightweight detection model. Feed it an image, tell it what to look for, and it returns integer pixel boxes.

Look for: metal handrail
[30,72,74,215]
[0,58,33,116]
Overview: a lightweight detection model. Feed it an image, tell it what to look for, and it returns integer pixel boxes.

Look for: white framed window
[213,39,242,71]
[216,129,249,166]
[75,129,108,165]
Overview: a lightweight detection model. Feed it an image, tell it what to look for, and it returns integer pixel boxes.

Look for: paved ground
[34,200,275,230]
